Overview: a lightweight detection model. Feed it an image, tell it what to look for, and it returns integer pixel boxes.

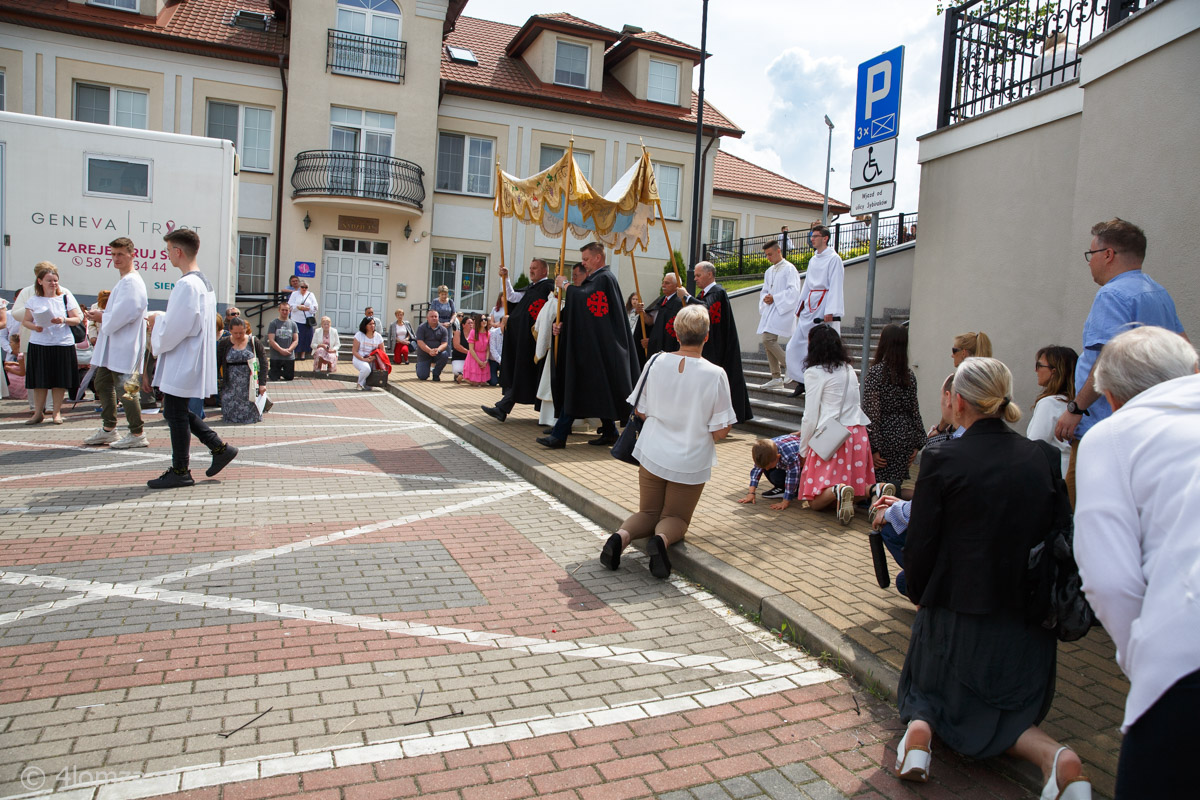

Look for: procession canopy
[494,148,660,255]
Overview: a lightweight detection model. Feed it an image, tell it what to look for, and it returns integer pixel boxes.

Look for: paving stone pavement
[0,371,1117,799]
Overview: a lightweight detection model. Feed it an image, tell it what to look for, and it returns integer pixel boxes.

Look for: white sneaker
[761,377,785,390]
[835,484,856,525]
[83,428,118,446]
[109,433,148,449]
[869,482,897,512]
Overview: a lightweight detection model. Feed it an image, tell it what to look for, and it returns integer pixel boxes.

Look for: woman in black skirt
[895,357,1092,800]
[862,324,925,497]
[21,264,82,424]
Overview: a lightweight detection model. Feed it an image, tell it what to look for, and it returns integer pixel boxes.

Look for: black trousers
[269,358,295,381]
[1114,666,1200,799]
[162,393,224,471]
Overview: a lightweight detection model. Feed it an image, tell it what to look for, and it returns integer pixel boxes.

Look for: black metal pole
[686,0,709,295]
[936,7,957,129]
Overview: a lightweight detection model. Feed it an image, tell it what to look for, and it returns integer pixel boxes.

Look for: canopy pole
[629,251,648,344]
[655,198,681,286]
[496,161,507,317]
[554,139,574,361]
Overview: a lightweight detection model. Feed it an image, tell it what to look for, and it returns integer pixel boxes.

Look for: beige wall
[708,194,824,244]
[610,50,693,110]
[910,1,1199,433]
[0,46,21,112]
[54,58,165,130]
[520,31,605,93]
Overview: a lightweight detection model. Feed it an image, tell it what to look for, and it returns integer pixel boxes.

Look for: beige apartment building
[1,0,842,331]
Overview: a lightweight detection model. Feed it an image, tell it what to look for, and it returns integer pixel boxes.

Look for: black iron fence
[327,29,406,83]
[291,150,426,209]
[234,292,290,339]
[702,212,917,278]
[937,0,1155,128]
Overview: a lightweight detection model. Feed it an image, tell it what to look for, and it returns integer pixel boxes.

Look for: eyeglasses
[228,313,240,317]
[1083,247,1120,262]
[951,347,963,354]
[1035,362,1051,370]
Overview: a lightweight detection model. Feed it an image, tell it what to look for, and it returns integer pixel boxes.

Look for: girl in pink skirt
[463,314,491,386]
[796,324,877,524]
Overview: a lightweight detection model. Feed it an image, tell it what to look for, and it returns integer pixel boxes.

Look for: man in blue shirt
[1055,219,1187,503]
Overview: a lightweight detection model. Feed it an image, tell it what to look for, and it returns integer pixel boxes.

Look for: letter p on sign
[854,46,903,147]
[864,62,890,119]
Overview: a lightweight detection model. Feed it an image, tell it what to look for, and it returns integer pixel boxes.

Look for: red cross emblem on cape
[586,291,609,318]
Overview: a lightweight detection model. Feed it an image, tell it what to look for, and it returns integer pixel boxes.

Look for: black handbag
[611,352,662,466]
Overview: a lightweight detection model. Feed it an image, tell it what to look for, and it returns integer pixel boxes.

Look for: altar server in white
[756,240,801,389]
[148,229,237,489]
[787,225,845,390]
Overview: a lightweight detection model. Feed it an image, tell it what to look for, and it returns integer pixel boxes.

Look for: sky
[467,0,945,218]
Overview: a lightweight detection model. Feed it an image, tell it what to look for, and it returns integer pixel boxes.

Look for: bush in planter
[513,272,530,290]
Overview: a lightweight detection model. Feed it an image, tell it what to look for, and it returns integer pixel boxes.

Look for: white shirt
[756,260,801,336]
[629,353,737,484]
[287,289,317,323]
[353,331,383,360]
[1075,373,1200,732]
[92,271,148,375]
[1026,395,1070,476]
[798,248,845,319]
[25,293,81,347]
[798,363,872,452]
[152,270,218,399]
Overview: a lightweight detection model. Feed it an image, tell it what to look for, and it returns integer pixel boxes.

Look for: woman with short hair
[430,285,455,325]
[600,305,736,580]
[352,316,383,391]
[1026,345,1078,476]
[896,357,1091,800]
[21,264,82,424]
[951,330,992,366]
[312,316,341,373]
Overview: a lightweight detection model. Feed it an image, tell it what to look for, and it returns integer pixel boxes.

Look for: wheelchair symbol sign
[850,138,897,190]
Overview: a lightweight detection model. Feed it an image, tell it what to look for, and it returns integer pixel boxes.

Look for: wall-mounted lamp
[403,222,412,239]
[303,213,311,231]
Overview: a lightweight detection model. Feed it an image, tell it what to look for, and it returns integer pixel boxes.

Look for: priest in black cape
[693,261,753,422]
[481,258,554,422]
[642,272,687,357]
[538,241,640,449]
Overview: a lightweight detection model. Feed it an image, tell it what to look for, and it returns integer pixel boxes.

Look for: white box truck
[0,111,238,306]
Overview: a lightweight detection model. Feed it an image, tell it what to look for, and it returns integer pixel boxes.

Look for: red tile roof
[713,150,850,212]
[0,0,285,64]
[605,28,703,67]
[443,15,742,138]
[537,12,619,37]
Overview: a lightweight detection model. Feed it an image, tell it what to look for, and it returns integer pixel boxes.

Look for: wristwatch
[1066,400,1088,416]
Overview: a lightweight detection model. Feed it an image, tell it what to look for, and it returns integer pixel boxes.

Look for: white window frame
[436,132,494,196]
[83,153,152,201]
[237,233,269,294]
[647,58,680,105]
[539,145,592,184]
[554,40,590,89]
[0,71,6,111]
[207,101,274,173]
[74,83,148,129]
[710,217,736,244]
[88,0,138,11]
[430,251,489,313]
[654,163,682,220]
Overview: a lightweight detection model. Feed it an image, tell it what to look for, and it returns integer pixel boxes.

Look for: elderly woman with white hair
[895,357,1092,799]
[1075,325,1199,799]
[599,304,736,580]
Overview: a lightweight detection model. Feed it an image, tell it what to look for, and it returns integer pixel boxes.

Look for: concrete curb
[325,372,903,704]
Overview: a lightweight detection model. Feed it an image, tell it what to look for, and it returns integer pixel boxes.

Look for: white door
[323,238,388,333]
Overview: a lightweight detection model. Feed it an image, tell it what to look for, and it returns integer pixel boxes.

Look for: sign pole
[860,211,879,395]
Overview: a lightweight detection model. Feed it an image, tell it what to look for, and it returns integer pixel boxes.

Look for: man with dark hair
[1054,218,1186,503]
[537,242,638,449]
[83,237,149,449]
[482,257,552,422]
[693,261,753,423]
[786,224,844,395]
[779,225,794,257]
[415,309,450,381]
[149,229,236,488]
[756,240,800,389]
[267,302,298,381]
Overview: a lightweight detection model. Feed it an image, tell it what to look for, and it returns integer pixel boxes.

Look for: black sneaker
[482,405,507,423]
[206,445,239,477]
[761,487,785,498]
[148,469,195,489]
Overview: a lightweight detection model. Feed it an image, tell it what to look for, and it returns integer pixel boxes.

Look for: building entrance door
[322,237,388,333]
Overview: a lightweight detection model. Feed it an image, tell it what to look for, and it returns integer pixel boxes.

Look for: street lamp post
[821,114,834,226]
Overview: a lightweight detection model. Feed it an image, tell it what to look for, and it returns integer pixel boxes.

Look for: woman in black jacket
[895,357,1092,800]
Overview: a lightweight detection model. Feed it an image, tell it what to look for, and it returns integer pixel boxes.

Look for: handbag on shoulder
[611,352,662,466]
[808,367,854,461]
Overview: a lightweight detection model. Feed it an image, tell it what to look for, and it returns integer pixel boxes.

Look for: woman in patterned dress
[217,317,267,424]
[862,324,925,496]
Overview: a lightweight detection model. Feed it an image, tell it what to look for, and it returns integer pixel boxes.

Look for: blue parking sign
[854,46,904,148]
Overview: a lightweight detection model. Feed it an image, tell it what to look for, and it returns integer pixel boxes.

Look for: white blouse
[1026,395,1070,476]
[629,353,737,485]
[353,331,382,360]
[25,293,81,347]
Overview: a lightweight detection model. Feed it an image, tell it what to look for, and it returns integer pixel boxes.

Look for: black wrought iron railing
[234,292,290,339]
[702,213,917,278]
[327,29,406,83]
[936,0,1155,128]
[291,150,425,209]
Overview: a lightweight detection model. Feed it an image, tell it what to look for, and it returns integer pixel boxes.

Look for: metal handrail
[291,150,425,209]
[327,29,406,83]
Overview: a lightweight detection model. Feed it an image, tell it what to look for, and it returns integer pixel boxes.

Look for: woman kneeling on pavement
[895,356,1091,799]
[600,305,735,579]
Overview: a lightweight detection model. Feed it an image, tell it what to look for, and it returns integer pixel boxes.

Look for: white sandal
[894,721,931,782]
[1040,746,1092,800]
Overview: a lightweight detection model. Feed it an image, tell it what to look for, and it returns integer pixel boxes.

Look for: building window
[647,59,679,105]
[84,154,151,200]
[237,234,268,294]
[654,163,682,220]
[554,41,589,88]
[431,252,488,312]
[0,71,5,111]
[207,101,274,172]
[74,83,148,129]
[539,145,591,183]
[329,107,395,197]
[88,0,138,10]
[436,133,493,196]
[330,0,404,82]
[709,217,736,244]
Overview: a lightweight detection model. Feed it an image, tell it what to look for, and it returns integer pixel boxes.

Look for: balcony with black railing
[291,150,425,210]
[936,0,1156,128]
[327,29,406,83]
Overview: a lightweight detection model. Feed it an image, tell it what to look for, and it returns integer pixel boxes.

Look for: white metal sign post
[853,45,904,391]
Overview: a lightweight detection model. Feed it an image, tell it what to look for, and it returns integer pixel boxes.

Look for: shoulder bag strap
[631,352,662,411]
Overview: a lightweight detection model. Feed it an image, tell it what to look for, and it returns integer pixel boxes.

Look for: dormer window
[647,59,679,105]
[88,0,138,11]
[555,41,589,89]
